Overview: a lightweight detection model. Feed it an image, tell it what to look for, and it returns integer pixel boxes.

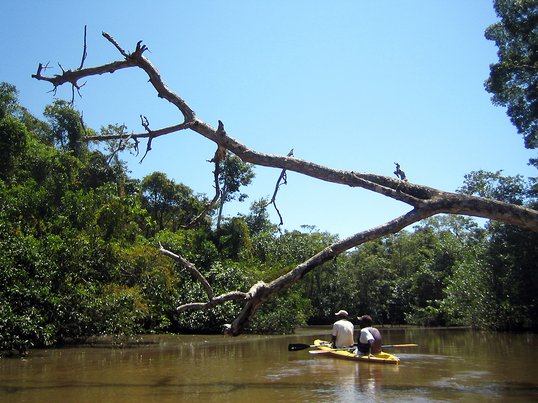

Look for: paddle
[288,343,417,351]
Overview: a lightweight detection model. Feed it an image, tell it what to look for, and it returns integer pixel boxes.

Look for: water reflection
[1,329,537,402]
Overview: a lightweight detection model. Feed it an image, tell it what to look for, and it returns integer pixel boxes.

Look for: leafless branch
[158,243,214,300]
[182,120,228,227]
[32,59,137,91]
[85,121,193,141]
[176,291,248,313]
[158,243,249,315]
[106,135,132,165]
[79,25,88,70]
[79,111,88,137]
[263,148,294,226]
[139,115,154,163]
[184,146,223,227]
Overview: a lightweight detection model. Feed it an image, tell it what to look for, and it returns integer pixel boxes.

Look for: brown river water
[1,327,537,402]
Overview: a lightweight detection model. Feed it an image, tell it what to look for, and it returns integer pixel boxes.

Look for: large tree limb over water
[32,33,538,335]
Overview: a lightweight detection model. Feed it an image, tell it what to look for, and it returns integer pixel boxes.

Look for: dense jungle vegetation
[0,81,537,355]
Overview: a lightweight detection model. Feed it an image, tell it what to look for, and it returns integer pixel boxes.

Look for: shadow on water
[1,328,537,402]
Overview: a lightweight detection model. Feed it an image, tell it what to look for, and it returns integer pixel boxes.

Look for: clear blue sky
[2,1,534,238]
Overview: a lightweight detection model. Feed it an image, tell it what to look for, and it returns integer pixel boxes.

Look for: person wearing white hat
[331,310,355,348]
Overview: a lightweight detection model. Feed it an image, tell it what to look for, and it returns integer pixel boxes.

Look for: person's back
[358,326,382,354]
[357,315,382,354]
[331,310,355,348]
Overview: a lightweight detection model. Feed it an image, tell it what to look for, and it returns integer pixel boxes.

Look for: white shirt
[359,328,375,344]
[331,319,355,347]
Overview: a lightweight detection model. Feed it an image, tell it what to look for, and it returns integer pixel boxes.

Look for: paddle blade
[308,349,332,355]
[288,343,313,351]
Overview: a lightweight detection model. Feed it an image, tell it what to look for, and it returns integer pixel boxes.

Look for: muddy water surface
[1,327,537,402]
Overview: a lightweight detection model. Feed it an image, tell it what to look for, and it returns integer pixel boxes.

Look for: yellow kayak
[311,339,400,365]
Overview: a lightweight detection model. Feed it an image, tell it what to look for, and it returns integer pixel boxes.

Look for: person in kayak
[331,310,355,348]
[356,315,382,356]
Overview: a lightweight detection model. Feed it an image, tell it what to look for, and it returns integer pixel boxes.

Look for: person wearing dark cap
[356,314,382,356]
[331,310,355,348]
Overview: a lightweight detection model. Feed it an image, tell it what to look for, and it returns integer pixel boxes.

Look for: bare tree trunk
[216,189,225,232]
[32,32,538,335]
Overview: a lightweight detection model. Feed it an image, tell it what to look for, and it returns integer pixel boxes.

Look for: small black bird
[394,162,407,181]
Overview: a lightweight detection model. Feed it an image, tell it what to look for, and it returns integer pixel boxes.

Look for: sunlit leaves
[43,99,86,156]
[485,0,538,153]
[0,116,28,181]
[141,171,208,234]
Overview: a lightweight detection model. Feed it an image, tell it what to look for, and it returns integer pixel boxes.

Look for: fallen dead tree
[33,32,538,335]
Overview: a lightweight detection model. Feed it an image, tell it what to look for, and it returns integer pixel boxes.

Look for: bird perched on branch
[394,162,407,181]
[210,120,228,163]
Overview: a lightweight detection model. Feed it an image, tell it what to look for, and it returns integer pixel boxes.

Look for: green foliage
[216,154,255,230]
[43,100,86,157]
[118,245,179,332]
[302,215,490,328]
[217,217,254,259]
[458,170,528,204]
[79,151,117,190]
[484,221,538,330]
[252,227,337,277]
[0,116,28,181]
[485,0,538,164]
[0,229,54,353]
[248,288,311,334]
[141,171,208,234]
[155,228,219,269]
[218,154,255,204]
[2,82,538,356]
[346,242,396,323]
[452,170,538,330]
[0,82,19,119]
[442,245,496,328]
[241,198,278,235]
[303,257,358,324]
[174,261,249,332]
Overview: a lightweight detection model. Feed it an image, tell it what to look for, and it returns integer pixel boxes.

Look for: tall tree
[0,117,28,182]
[0,82,19,119]
[0,83,27,181]
[141,171,206,232]
[241,198,277,236]
[216,155,255,231]
[43,100,86,158]
[485,0,538,167]
[457,170,538,330]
